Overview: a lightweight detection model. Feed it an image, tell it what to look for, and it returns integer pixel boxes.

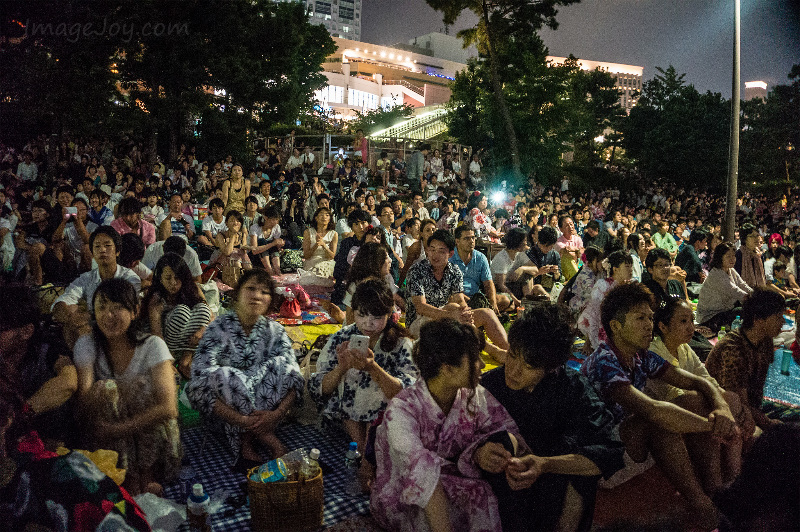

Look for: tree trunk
[482,0,521,181]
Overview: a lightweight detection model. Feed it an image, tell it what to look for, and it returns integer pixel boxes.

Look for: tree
[351,103,416,136]
[425,0,580,179]
[1,0,335,163]
[739,64,800,190]
[0,1,124,138]
[620,66,729,189]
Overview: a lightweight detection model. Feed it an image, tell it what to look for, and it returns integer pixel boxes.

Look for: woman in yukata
[309,279,416,473]
[371,318,521,532]
[578,250,634,351]
[186,269,304,465]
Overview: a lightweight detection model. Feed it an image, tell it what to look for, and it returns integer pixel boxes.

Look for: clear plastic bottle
[193,205,199,219]
[301,448,321,480]
[251,448,308,483]
[344,442,361,496]
[187,483,211,532]
[731,315,743,332]
[717,326,727,342]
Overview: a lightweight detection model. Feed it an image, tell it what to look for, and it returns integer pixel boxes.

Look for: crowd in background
[1,132,800,531]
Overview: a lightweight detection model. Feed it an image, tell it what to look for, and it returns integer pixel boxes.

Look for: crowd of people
[1,133,799,531]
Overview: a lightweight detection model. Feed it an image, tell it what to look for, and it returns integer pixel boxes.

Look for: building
[297,0,362,41]
[315,37,461,117]
[315,33,645,117]
[745,81,768,101]
[404,32,476,65]
[546,56,644,112]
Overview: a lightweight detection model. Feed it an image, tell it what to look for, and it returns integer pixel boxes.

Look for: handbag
[221,259,244,288]
[280,297,302,319]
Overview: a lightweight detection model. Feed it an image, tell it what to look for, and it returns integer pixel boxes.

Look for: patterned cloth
[309,324,416,423]
[706,330,774,410]
[405,259,464,327]
[185,313,305,463]
[580,342,668,424]
[577,278,618,350]
[370,379,519,532]
[569,267,600,316]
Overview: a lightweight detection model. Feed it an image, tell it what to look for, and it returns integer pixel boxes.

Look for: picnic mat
[163,424,370,531]
[268,307,336,326]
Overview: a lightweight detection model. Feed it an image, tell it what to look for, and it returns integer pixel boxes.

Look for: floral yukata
[186,313,305,462]
[308,324,417,423]
[371,379,519,532]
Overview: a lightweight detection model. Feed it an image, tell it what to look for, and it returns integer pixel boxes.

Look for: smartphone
[349,334,370,354]
[64,206,77,220]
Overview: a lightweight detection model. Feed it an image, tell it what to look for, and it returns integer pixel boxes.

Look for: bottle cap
[310,448,320,460]
[349,442,358,452]
[192,483,204,496]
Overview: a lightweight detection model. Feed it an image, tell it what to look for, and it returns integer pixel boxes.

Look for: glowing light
[389,53,395,59]
[745,81,767,90]
[594,135,605,143]
[380,51,386,58]
[491,191,505,204]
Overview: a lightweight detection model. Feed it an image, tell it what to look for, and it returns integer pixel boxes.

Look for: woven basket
[248,467,324,532]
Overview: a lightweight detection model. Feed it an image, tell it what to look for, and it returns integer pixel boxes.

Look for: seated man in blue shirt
[450,224,511,314]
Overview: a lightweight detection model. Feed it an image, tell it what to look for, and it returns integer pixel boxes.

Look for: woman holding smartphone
[309,279,416,456]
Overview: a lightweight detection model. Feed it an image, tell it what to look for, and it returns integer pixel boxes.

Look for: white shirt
[52,265,141,312]
[201,215,227,237]
[249,223,281,240]
[16,161,38,181]
[142,241,203,277]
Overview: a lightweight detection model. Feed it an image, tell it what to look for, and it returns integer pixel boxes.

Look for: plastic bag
[297,268,335,288]
[56,447,126,486]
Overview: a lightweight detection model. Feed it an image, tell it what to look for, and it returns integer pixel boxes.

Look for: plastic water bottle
[301,448,321,480]
[779,343,792,376]
[731,315,743,332]
[344,442,361,496]
[717,326,727,342]
[187,483,211,532]
[193,205,199,219]
[250,448,308,483]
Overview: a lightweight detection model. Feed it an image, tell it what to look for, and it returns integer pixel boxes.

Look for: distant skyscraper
[744,81,768,101]
[293,0,361,42]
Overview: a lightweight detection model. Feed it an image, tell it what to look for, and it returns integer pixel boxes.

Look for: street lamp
[724,0,741,242]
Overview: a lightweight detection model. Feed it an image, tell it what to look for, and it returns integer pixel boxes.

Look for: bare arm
[220,180,230,205]
[609,382,712,435]
[302,228,315,259]
[26,357,78,414]
[424,482,453,532]
[400,242,421,284]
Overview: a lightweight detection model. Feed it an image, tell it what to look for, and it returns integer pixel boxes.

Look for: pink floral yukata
[370,379,519,532]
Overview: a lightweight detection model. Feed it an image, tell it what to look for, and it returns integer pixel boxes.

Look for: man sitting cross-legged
[580,282,739,530]
[479,305,625,531]
[405,229,509,359]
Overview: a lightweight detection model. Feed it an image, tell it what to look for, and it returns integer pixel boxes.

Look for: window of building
[339,6,354,19]
[315,1,331,15]
[315,85,344,105]
[348,88,379,110]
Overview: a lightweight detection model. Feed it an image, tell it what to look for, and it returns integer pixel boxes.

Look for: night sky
[362,0,800,97]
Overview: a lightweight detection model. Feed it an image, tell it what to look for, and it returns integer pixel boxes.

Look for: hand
[336,342,356,372]
[274,238,285,249]
[474,442,512,474]
[245,409,281,435]
[505,454,546,491]
[708,407,739,442]
[451,305,473,325]
[53,355,73,374]
[669,266,687,282]
[188,327,205,347]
